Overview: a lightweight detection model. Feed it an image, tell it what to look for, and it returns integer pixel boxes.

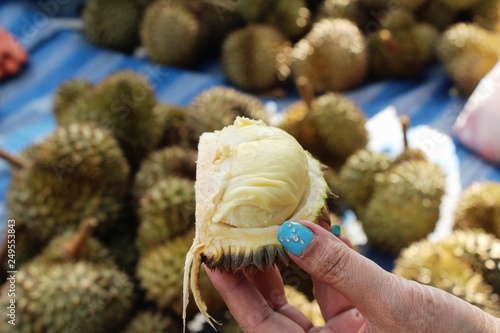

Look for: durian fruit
[361,160,446,254]
[440,229,500,294]
[122,310,180,333]
[55,71,162,170]
[133,146,197,200]
[393,239,500,317]
[33,217,116,268]
[0,261,134,333]
[3,123,129,247]
[338,149,391,217]
[417,1,459,31]
[185,86,269,140]
[82,0,145,52]
[140,1,200,67]
[137,229,226,318]
[436,23,500,96]
[221,24,292,92]
[136,176,195,253]
[235,0,274,22]
[279,80,369,169]
[284,285,325,326]
[53,78,93,118]
[453,182,500,237]
[154,103,199,148]
[367,22,439,79]
[183,117,329,329]
[292,18,368,93]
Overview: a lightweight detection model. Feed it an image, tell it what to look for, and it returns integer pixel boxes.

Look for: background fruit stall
[1,0,500,332]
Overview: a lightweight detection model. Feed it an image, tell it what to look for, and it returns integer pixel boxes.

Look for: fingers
[308,308,365,333]
[278,220,398,317]
[205,267,306,333]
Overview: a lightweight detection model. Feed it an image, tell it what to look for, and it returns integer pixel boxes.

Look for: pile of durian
[81,0,500,96]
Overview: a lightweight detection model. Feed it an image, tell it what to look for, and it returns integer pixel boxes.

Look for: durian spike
[296,76,314,111]
[63,217,98,259]
[182,242,220,332]
[0,147,29,170]
[400,115,410,149]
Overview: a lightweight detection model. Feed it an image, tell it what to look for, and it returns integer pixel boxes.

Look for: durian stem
[400,115,410,149]
[0,148,29,170]
[296,76,314,111]
[63,217,98,259]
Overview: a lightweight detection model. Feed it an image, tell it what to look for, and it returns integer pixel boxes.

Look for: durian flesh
[183,117,328,330]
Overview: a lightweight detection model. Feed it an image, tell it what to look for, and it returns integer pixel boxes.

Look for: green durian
[436,23,500,96]
[317,0,368,29]
[338,149,391,216]
[440,229,500,294]
[154,103,199,148]
[417,0,459,31]
[52,78,93,118]
[186,86,269,139]
[361,160,446,254]
[137,229,226,317]
[221,24,292,92]
[292,18,368,93]
[367,23,439,79]
[0,261,134,333]
[140,1,203,68]
[236,0,274,22]
[82,0,145,52]
[453,182,500,237]
[133,146,197,200]
[393,239,500,317]
[264,0,311,40]
[280,87,368,169]
[136,176,195,253]
[122,310,180,333]
[4,123,129,246]
[55,71,162,170]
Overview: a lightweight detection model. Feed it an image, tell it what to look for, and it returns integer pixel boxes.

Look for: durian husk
[183,117,329,329]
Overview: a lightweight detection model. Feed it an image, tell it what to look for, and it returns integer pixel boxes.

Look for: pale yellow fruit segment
[211,117,309,228]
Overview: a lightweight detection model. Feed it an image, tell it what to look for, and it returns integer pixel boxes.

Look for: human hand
[207,220,500,332]
[0,28,28,80]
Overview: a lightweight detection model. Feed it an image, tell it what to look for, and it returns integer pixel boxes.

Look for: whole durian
[221,24,292,92]
[140,1,203,68]
[440,229,500,294]
[361,160,446,254]
[417,0,459,31]
[393,239,500,317]
[137,229,226,318]
[122,310,180,333]
[54,71,162,170]
[4,123,129,247]
[133,146,197,200]
[338,149,391,217]
[317,0,368,29]
[82,0,145,52]
[154,103,199,148]
[0,261,134,333]
[52,78,93,118]
[136,176,195,253]
[292,18,368,93]
[453,182,500,237]
[280,85,369,169]
[185,86,269,139]
[436,23,500,96]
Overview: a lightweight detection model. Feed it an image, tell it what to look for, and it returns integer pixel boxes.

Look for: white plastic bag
[454,60,500,164]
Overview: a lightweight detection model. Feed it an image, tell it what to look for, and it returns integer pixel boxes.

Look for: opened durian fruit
[183,116,330,329]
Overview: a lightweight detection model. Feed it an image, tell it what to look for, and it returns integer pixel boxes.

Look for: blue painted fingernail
[331,224,341,237]
[277,221,314,256]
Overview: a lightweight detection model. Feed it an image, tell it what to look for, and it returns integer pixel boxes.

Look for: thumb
[276,220,399,316]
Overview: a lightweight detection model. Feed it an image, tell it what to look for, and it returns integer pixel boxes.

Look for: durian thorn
[400,115,410,149]
[63,217,98,259]
[320,164,329,171]
[328,190,339,199]
[0,148,29,170]
[295,76,314,111]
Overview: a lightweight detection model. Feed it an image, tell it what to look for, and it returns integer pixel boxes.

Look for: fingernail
[277,221,314,256]
[331,224,341,237]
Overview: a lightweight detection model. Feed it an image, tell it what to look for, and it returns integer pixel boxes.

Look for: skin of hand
[0,28,28,80]
[206,220,500,333]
